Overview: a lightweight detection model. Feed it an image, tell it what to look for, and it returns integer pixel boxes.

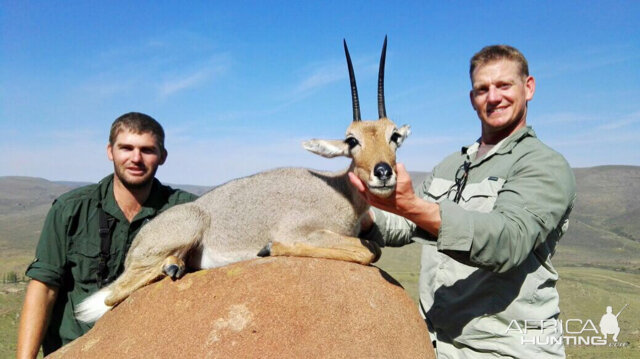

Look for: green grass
[376,245,640,358]
[0,283,26,358]
[558,267,640,358]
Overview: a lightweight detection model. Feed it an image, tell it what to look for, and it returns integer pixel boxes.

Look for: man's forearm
[402,197,441,238]
[17,280,58,359]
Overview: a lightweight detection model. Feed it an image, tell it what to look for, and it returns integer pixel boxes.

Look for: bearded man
[17,112,197,358]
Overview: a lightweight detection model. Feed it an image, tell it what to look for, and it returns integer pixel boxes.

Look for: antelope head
[303,37,411,198]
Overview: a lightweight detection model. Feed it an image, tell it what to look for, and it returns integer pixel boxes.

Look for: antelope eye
[390,132,401,144]
[345,137,359,149]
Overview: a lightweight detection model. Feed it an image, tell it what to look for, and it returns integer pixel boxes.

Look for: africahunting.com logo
[506,304,630,347]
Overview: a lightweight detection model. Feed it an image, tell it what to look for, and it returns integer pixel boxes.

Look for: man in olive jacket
[17,112,197,358]
[350,45,576,357]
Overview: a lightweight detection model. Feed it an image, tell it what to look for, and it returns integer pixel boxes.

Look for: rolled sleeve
[26,260,66,287]
[25,200,71,288]
[436,150,575,273]
[365,208,416,247]
[436,199,474,252]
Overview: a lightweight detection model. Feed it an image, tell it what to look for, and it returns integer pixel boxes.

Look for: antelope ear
[302,139,350,158]
[394,125,411,148]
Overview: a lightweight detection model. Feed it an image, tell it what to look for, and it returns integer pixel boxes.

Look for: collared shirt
[366,127,576,358]
[25,174,197,355]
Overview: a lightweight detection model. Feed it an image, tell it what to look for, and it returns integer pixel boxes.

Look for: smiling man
[351,45,576,357]
[17,112,197,358]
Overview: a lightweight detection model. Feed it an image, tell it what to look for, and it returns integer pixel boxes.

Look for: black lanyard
[97,206,115,288]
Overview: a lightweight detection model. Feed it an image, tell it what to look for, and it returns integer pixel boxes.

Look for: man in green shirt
[350,46,576,357]
[16,112,197,358]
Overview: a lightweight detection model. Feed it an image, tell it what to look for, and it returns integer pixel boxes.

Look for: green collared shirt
[26,174,197,355]
[367,127,576,358]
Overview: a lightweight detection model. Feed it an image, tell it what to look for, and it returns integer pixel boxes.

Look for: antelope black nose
[374,162,393,181]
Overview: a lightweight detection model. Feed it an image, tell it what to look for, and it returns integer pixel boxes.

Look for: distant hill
[0,177,74,216]
[558,166,640,270]
[1,166,639,275]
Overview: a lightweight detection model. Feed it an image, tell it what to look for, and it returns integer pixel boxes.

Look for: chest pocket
[68,229,102,287]
[458,177,505,212]
[426,177,505,213]
[68,213,118,287]
[425,178,456,202]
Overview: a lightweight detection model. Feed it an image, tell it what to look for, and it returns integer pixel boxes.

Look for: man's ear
[302,139,350,158]
[106,143,114,161]
[525,75,536,101]
[159,149,167,165]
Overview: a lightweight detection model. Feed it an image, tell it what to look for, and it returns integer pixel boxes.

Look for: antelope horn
[378,35,388,119]
[343,39,361,122]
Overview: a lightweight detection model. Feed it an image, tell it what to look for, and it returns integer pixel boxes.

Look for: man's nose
[131,149,142,162]
[487,86,501,103]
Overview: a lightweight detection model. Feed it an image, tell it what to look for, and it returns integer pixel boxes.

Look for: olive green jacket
[366,127,576,358]
[25,174,197,355]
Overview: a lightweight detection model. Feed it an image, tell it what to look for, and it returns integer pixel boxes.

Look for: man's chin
[115,171,155,190]
[121,178,154,190]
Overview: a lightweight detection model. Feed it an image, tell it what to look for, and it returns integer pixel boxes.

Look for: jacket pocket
[425,178,455,202]
[68,234,102,286]
[457,177,505,213]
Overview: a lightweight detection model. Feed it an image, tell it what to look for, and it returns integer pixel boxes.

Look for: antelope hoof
[365,240,382,264]
[257,242,272,257]
[162,257,186,280]
[163,264,181,279]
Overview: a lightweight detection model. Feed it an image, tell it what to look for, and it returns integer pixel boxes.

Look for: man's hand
[349,163,419,217]
[349,163,441,237]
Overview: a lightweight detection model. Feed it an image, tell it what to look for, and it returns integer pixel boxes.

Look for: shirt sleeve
[176,190,199,203]
[25,200,71,287]
[436,149,576,273]
[363,171,438,247]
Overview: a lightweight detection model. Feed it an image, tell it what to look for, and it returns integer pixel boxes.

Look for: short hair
[469,45,529,79]
[109,112,165,152]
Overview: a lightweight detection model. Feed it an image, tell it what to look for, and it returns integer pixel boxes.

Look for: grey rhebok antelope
[76,37,411,323]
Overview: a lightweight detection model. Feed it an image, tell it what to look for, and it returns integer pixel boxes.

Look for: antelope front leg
[260,229,381,265]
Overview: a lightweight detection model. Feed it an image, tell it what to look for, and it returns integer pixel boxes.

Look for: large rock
[50,257,435,358]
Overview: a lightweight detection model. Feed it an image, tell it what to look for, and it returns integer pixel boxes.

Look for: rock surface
[49,257,435,358]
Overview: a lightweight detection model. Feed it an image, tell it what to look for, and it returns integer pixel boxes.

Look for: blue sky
[1,1,639,186]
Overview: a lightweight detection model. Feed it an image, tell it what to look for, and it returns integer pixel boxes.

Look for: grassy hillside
[572,166,640,242]
[0,283,28,358]
[0,178,75,276]
[376,246,640,358]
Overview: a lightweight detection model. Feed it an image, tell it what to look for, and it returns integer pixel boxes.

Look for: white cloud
[596,111,640,130]
[535,44,640,79]
[535,112,600,125]
[293,63,345,95]
[159,68,214,97]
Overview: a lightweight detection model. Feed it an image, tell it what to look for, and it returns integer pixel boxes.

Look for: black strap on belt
[97,205,115,288]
